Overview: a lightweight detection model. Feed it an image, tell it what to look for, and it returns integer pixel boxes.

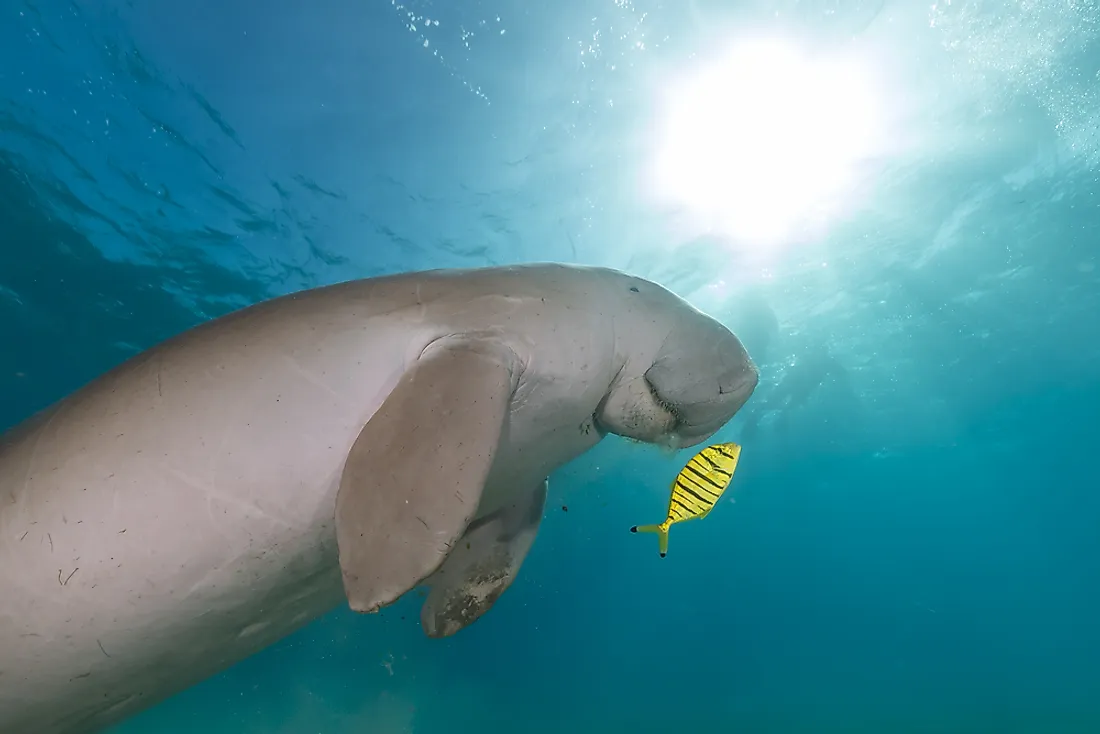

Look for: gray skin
[0,263,758,734]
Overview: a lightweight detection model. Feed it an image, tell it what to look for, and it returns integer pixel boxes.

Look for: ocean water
[2,0,1099,732]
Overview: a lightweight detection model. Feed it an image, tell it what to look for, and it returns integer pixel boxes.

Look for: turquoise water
[2,0,1099,732]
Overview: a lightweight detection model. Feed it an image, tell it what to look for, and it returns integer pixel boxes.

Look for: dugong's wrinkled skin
[0,264,757,734]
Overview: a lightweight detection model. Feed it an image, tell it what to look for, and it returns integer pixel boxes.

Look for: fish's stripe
[670,497,692,513]
[675,481,714,507]
[704,448,727,463]
[714,446,740,461]
[670,498,695,517]
[673,493,708,517]
[680,470,724,498]
[678,469,718,494]
[677,478,720,508]
[704,447,737,466]
[683,474,718,496]
[697,456,733,477]
[671,490,706,514]
[695,453,720,471]
[684,459,715,478]
[706,456,736,472]
[709,465,733,478]
[682,466,724,496]
[708,461,736,475]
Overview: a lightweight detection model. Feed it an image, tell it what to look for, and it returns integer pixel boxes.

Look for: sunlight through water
[651,37,887,252]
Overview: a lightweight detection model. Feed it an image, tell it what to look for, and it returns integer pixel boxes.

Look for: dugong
[0,264,758,733]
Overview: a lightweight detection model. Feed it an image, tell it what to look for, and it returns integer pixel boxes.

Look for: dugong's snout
[596,304,759,448]
[645,319,759,447]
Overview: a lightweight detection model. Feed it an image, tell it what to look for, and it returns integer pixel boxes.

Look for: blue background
[2,0,1098,732]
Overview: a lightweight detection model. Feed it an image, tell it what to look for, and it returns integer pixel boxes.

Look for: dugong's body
[0,264,757,734]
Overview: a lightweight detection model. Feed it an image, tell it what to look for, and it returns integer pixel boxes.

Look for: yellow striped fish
[630,442,742,557]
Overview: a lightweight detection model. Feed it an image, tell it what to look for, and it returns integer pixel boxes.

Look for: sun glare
[651,38,885,249]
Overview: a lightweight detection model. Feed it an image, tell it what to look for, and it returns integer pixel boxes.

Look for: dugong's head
[596,275,759,449]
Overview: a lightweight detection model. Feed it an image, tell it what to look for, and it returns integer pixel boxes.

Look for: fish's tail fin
[630,523,670,557]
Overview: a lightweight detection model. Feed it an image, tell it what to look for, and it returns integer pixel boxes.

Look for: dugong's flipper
[335,337,518,614]
[421,478,548,638]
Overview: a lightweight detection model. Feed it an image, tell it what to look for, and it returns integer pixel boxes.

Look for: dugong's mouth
[656,367,758,449]
[589,412,611,439]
